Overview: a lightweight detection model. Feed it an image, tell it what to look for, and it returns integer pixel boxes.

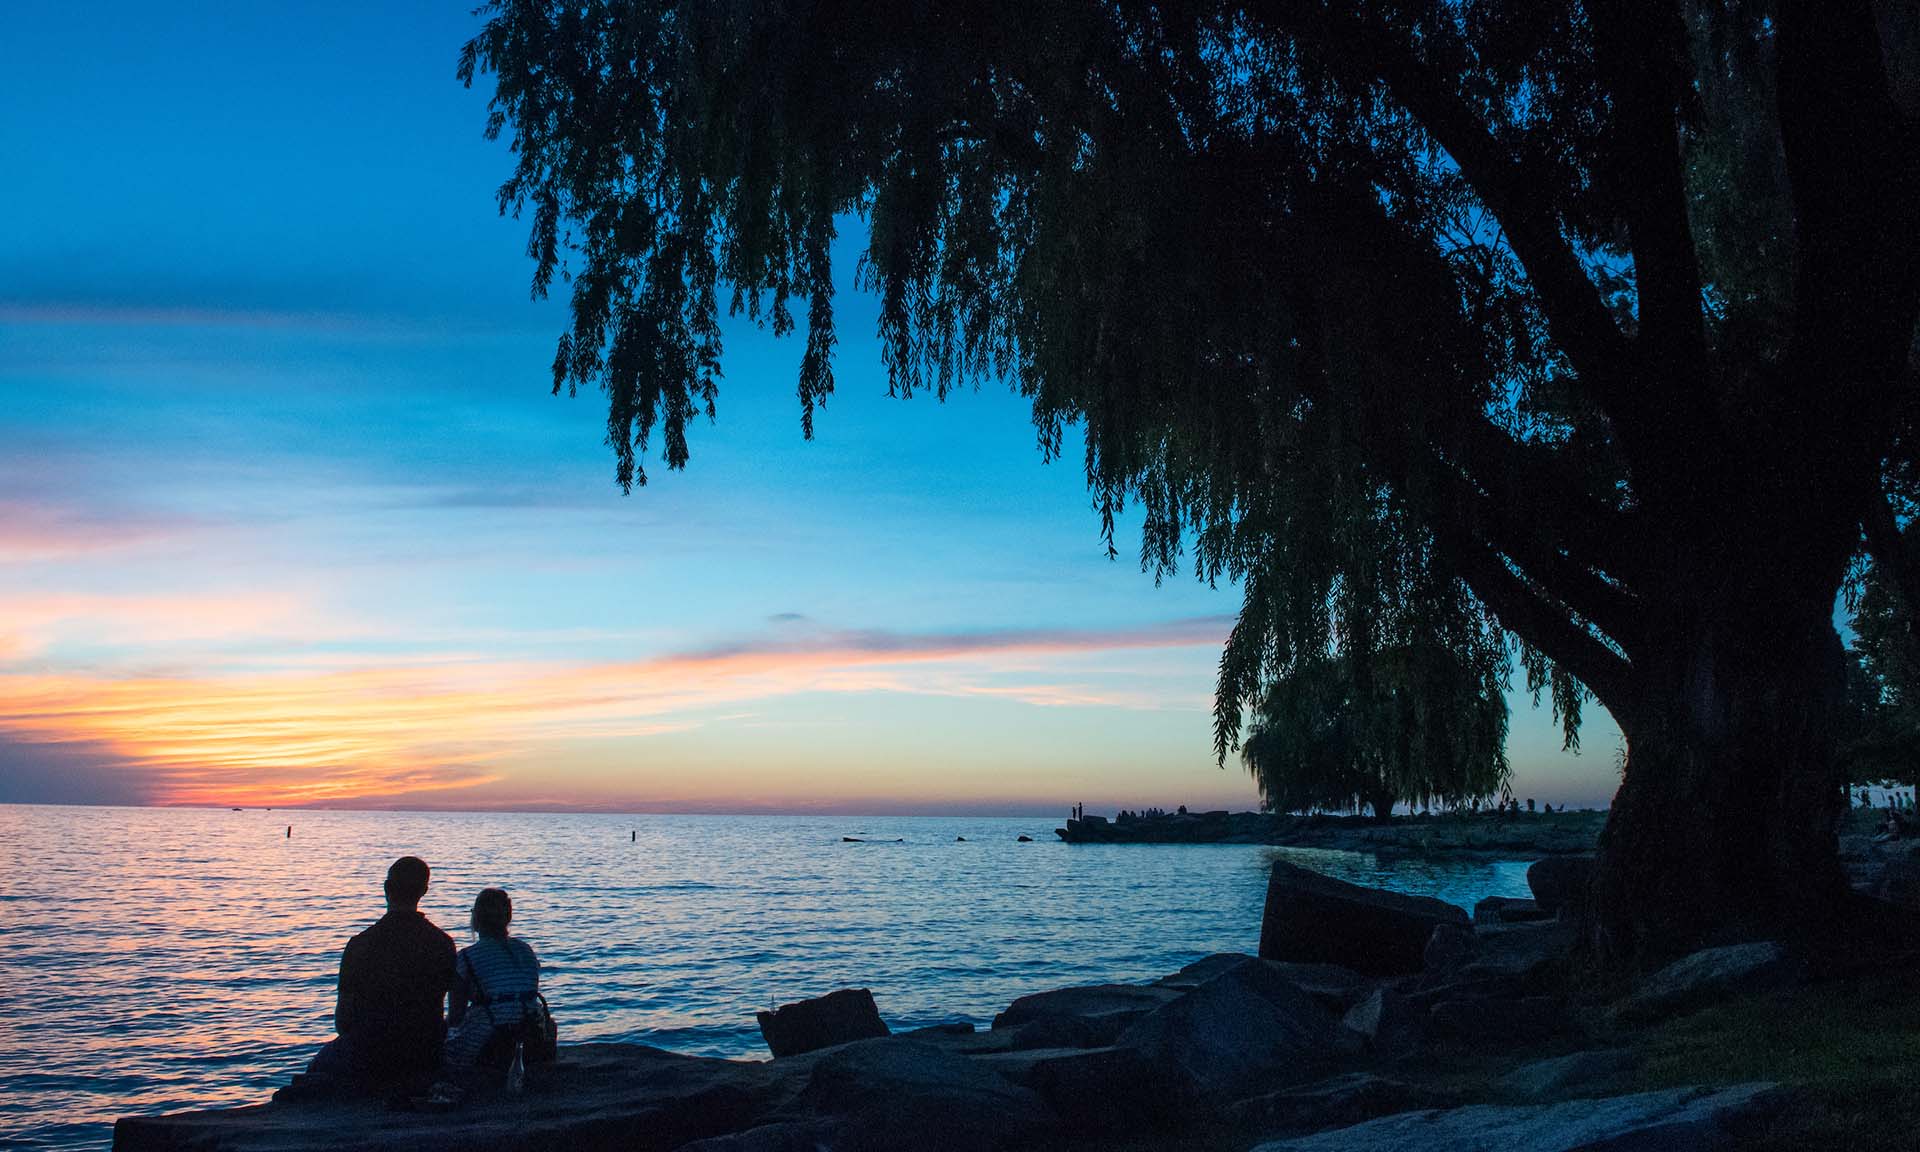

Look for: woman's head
[470,887,513,938]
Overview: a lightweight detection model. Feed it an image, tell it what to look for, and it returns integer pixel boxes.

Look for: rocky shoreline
[113,845,1911,1152]
[1057,809,1608,858]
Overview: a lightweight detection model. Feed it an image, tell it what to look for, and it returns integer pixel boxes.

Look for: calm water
[0,804,1531,1149]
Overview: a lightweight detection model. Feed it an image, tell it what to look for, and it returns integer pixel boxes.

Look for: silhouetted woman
[444,887,540,1068]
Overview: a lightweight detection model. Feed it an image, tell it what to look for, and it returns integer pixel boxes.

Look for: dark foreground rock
[1525,855,1594,916]
[115,1045,789,1152]
[1115,955,1356,1102]
[1251,1083,1786,1152]
[1611,941,1801,1024]
[1224,1073,1465,1135]
[117,863,1813,1152]
[990,982,1181,1048]
[1340,989,1421,1059]
[1500,1049,1642,1101]
[757,988,890,1056]
[1157,953,1366,1011]
[1260,860,1470,976]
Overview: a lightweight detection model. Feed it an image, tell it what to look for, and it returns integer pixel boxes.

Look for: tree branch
[1422,445,1645,658]
[1248,2,1632,415]
[1437,526,1636,715]
[1586,1,1714,423]
[1450,418,1641,582]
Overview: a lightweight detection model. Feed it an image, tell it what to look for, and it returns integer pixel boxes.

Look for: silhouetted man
[304,856,456,1092]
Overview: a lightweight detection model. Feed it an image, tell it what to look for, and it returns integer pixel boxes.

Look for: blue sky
[0,0,1618,812]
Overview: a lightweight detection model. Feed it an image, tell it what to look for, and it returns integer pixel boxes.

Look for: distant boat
[231,807,243,811]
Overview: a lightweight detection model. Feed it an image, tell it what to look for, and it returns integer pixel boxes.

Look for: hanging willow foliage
[456,1,1600,793]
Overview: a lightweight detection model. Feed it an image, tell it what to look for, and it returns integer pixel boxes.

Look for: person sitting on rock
[301,857,457,1093]
[444,887,543,1069]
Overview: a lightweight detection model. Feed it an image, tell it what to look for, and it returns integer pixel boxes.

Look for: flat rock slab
[113,1045,791,1152]
[1252,1083,1786,1152]
[1260,861,1469,977]
[1225,1073,1464,1136]
[1501,1050,1642,1101]
[1612,942,1799,1024]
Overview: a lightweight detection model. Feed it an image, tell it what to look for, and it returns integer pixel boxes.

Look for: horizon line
[0,797,1615,818]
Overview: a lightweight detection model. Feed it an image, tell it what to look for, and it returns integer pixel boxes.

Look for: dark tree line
[460,0,1920,962]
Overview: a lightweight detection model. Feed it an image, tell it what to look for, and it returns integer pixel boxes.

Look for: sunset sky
[0,0,1618,813]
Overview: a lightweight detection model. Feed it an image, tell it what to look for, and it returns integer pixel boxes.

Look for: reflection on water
[0,805,1531,1149]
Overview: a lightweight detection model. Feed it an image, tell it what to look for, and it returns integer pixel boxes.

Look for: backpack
[467,941,558,1069]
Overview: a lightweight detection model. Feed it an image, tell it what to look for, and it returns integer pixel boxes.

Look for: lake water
[0,804,1533,1149]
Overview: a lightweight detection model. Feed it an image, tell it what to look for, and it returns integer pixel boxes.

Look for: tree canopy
[462,0,1920,955]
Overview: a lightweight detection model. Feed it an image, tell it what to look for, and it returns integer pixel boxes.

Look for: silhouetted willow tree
[1243,644,1511,819]
[461,0,1920,960]
[1242,518,1512,819]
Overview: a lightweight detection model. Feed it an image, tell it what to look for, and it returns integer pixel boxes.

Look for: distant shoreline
[1058,808,1609,857]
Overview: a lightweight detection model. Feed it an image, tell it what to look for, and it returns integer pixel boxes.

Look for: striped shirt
[445,935,539,1065]
[458,935,539,1016]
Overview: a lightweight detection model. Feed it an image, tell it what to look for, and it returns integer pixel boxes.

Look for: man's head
[384,856,431,909]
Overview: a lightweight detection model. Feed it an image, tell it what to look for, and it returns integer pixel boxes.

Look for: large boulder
[789,1037,1061,1151]
[1423,923,1475,974]
[757,988,890,1057]
[1116,954,1354,1102]
[1251,1083,1786,1152]
[1340,988,1421,1059]
[976,1044,1171,1131]
[1426,994,1566,1045]
[1456,921,1579,988]
[1525,855,1595,916]
[990,983,1181,1048]
[1260,861,1470,976]
[1158,954,1367,1011]
[1612,942,1801,1025]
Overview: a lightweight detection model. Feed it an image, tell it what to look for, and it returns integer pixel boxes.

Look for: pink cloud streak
[0,617,1231,806]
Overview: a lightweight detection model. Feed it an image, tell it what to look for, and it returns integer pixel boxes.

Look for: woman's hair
[470,887,513,938]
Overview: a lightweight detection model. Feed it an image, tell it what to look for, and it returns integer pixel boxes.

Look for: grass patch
[1631,972,1920,1151]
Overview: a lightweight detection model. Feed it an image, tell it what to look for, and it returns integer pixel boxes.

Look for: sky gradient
[0,0,1620,813]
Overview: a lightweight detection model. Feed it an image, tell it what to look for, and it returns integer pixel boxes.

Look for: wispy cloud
[0,499,192,562]
[0,617,1230,806]
[0,590,325,661]
[0,301,371,332]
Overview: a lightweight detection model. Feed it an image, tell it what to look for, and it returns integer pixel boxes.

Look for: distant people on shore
[302,857,456,1093]
[445,887,548,1069]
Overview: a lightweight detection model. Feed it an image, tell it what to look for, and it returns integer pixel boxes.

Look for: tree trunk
[1590,581,1853,964]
